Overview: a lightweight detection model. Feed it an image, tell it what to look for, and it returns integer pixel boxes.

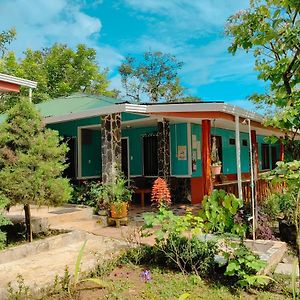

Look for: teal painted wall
[48,117,101,136]
[191,124,202,177]
[122,126,157,176]
[47,117,101,177]
[170,123,189,176]
[121,112,149,122]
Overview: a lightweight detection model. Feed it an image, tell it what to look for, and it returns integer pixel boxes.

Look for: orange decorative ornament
[151,177,171,206]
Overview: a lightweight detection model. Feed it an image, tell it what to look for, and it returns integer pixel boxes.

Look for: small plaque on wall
[196,141,201,159]
[177,146,187,160]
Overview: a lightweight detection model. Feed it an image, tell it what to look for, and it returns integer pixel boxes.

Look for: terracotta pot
[110,202,128,219]
[211,165,222,175]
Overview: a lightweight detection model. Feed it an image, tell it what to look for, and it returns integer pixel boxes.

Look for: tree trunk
[24,204,32,242]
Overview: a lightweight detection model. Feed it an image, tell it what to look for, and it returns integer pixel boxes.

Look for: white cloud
[124,0,249,35]
[0,0,123,73]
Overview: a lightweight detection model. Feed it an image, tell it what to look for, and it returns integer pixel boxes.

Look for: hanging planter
[211,164,222,175]
[211,136,222,175]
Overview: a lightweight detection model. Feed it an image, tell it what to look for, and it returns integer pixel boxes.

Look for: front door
[121,138,129,179]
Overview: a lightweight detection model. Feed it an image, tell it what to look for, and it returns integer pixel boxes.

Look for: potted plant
[211,137,222,175]
[98,166,132,219]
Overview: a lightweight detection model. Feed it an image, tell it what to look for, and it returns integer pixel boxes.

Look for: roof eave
[0,73,37,89]
[43,103,147,124]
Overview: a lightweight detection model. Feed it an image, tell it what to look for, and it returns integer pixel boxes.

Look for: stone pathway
[0,232,127,298]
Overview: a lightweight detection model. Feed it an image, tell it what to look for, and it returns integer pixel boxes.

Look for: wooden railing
[214,179,284,203]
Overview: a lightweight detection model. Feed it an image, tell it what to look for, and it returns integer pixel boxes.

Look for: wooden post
[235,115,243,199]
[250,129,259,231]
[202,120,213,196]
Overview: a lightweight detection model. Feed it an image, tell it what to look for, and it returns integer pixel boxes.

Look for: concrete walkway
[0,205,134,298]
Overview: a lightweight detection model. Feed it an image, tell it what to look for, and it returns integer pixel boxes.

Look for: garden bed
[30,264,289,300]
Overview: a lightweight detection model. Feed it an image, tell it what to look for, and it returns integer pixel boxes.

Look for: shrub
[200,189,246,237]
[142,206,215,276]
[159,235,217,276]
[223,243,268,288]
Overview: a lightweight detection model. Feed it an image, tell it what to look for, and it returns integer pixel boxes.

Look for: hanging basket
[211,165,222,175]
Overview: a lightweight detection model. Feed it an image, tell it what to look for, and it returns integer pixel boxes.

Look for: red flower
[151,177,171,206]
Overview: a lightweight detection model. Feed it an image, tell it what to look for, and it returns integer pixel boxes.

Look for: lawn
[27,263,289,300]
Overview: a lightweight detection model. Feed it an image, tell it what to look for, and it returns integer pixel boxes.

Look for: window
[143,134,158,176]
[242,139,248,146]
[229,138,236,145]
[261,144,270,170]
[82,129,93,145]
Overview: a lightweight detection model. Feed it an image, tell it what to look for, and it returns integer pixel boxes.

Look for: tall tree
[0,43,116,111]
[226,0,300,159]
[119,51,185,103]
[0,100,72,242]
[0,28,16,58]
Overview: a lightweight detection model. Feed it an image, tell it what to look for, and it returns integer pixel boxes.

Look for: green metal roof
[36,93,122,118]
[0,93,123,123]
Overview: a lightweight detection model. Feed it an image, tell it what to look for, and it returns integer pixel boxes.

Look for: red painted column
[279,141,284,161]
[202,120,213,196]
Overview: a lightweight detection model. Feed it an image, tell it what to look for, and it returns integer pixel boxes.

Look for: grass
[25,263,291,300]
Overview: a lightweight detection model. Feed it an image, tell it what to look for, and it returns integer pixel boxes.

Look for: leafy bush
[0,193,11,249]
[71,181,103,208]
[223,243,268,288]
[142,206,216,276]
[159,235,217,276]
[200,189,246,237]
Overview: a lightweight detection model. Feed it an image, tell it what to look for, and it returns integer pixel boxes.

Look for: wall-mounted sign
[192,134,197,149]
[196,141,201,159]
[177,145,187,160]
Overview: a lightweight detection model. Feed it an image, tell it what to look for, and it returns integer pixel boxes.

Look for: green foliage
[265,161,300,225]
[97,166,132,208]
[142,206,216,276]
[0,100,72,239]
[7,275,30,300]
[0,192,12,249]
[160,235,217,276]
[119,51,185,103]
[201,189,246,237]
[0,43,115,112]
[226,0,300,158]
[0,28,16,58]
[223,243,268,288]
[0,100,72,206]
[71,181,104,208]
[143,206,204,242]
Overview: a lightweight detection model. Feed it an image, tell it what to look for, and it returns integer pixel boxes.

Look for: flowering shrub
[151,177,171,206]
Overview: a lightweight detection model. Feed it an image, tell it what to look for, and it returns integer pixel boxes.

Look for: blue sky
[0,0,266,109]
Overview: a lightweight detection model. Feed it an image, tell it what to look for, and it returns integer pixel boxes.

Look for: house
[0,73,37,98]
[27,93,283,205]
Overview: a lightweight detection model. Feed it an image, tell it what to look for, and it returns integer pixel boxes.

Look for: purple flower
[140,269,151,282]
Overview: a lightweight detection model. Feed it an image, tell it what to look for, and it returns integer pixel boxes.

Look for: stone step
[0,230,88,264]
[6,205,94,233]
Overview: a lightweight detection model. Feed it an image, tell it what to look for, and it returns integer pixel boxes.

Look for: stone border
[245,239,287,275]
[0,230,87,264]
